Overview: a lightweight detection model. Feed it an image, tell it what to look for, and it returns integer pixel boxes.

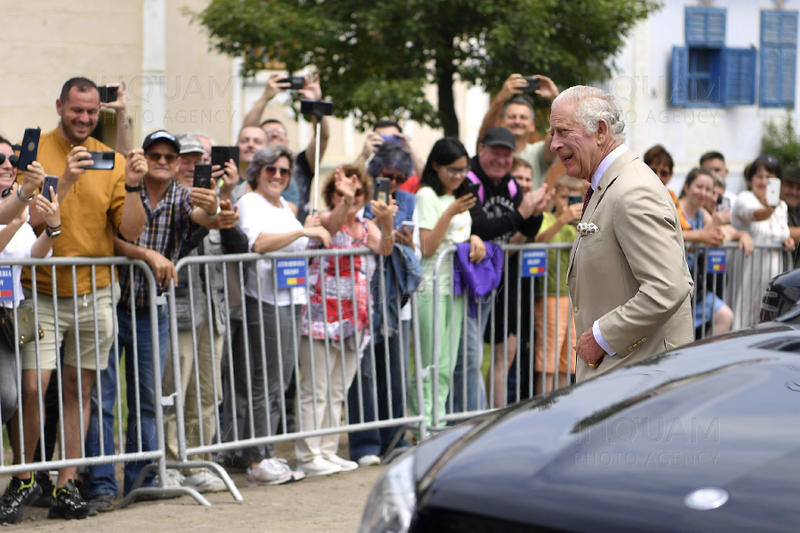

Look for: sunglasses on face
[264,165,291,178]
[0,154,18,167]
[146,152,179,163]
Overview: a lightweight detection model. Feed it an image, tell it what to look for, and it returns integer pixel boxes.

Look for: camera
[300,99,334,118]
[525,77,541,92]
[279,76,305,90]
[97,85,118,103]
[568,194,583,206]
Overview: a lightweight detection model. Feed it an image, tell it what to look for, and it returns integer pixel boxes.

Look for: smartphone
[211,146,240,169]
[97,85,118,103]
[717,196,731,211]
[568,194,583,206]
[766,177,781,207]
[400,220,415,234]
[42,175,59,201]
[279,75,305,90]
[525,76,541,92]
[86,151,116,170]
[457,182,480,200]
[374,177,390,204]
[300,99,334,117]
[16,127,41,172]
[193,163,213,189]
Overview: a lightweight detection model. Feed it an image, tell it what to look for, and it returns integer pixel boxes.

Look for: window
[671,7,756,107]
[760,10,798,108]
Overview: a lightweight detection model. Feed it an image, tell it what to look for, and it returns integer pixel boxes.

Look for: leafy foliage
[761,113,800,170]
[191,0,660,136]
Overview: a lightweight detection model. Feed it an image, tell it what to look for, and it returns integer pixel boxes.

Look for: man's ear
[596,119,609,144]
[56,98,63,116]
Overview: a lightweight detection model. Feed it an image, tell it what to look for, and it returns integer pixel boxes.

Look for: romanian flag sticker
[521,250,547,278]
[275,258,308,289]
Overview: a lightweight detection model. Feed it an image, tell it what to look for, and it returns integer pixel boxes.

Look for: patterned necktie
[581,187,594,217]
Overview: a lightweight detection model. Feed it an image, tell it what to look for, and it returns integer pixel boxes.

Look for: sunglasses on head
[0,154,18,167]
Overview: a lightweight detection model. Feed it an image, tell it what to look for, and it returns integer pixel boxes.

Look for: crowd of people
[0,71,797,525]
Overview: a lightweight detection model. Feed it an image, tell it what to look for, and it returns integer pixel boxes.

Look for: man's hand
[63,146,93,186]
[576,329,605,367]
[143,249,177,287]
[213,199,239,229]
[298,73,322,101]
[262,73,288,102]
[360,132,384,160]
[19,161,45,198]
[468,234,486,263]
[125,149,147,186]
[499,73,528,101]
[190,179,220,215]
[534,75,560,102]
[214,159,240,200]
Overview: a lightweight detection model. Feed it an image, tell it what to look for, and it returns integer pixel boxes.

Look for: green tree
[192,0,660,136]
[762,112,800,169]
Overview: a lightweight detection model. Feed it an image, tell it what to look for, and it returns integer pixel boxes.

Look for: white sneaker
[324,454,358,472]
[156,469,185,488]
[299,457,342,477]
[357,454,381,467]
[182,468,227,493]
[246,458,293,485]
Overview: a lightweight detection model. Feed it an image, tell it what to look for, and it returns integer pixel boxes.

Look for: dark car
[359,322,800,532]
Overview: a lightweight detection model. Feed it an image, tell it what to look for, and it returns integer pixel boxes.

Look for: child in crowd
[532,174,582,394]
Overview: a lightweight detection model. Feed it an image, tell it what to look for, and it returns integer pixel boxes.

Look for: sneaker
[0,474,41,524]
[86,493,115,516]
[246,458,293,485]
[299,457,342,477]
[32,472,55,507]
[356,454,382,467]
[155,468,185,489]
[182,469,227,493]
[47,480,89,520]
[324,454,359,471]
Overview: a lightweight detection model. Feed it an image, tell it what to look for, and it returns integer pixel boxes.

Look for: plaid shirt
[118,180,195,308]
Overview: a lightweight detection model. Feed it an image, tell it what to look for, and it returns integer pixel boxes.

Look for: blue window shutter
[686,6,726,46]
[760,10,798,107]
[671,46,689,106]
[721,48,756,105]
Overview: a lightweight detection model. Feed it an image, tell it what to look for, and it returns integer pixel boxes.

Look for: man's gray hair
[552,86,625,143]
[246,144,294,189]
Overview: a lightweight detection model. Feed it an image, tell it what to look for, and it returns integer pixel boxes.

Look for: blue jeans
[85,304,169,497]
[347,320,411,460]
[450,295,491,413]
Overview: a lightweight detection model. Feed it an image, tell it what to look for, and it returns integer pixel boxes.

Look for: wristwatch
[16,186,35,203]
[206,204,221,218]
[125,182,143,193]
[45,225,62,238]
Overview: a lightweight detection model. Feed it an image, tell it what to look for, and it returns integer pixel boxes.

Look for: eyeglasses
[264,165,291,178]
[0,154,18,167]
[264,127,288,137]
[650,167,672,179]
[146,152,178,163]
[445,166,468,178]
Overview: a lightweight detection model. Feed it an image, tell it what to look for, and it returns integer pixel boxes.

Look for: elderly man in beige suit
[549,86,693,381]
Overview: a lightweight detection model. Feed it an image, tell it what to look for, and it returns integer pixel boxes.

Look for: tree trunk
[436,57,459,138]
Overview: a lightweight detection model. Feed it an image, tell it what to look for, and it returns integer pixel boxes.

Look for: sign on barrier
[275,258,307,289]
[521,249,547,278]
[0,265,13,301]
[707,249,726,273]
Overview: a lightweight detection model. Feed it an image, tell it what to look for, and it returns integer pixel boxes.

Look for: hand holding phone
[279,75,305,90]
[16,128,41,172]
[42,175,59,202]
[374,177,390,204]
[193,164,213,189]
[86,151,116,170]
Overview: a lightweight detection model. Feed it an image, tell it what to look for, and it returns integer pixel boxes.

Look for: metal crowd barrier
[165,248,426,483]
[0,257,211,507]
[428,241,792,430]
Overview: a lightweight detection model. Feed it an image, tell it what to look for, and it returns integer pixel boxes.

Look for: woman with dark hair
[731,155,794,327]
[296,164,395,476]
[234,145,330,485]
[410,137,485,427]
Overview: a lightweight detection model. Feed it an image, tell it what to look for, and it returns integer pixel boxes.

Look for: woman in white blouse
[731,155,794,328]
[234,145,330,485]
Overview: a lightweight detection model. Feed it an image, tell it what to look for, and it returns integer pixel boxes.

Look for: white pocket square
[577,222,599,236]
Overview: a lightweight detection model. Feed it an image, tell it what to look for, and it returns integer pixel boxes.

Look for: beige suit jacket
[568,150,694,382]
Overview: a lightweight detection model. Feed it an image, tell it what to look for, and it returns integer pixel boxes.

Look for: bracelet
[16,186,35,203]
[205,204,221,218]
[125,183,142,193]
[45,226,62,238]
[381,233,394,240]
